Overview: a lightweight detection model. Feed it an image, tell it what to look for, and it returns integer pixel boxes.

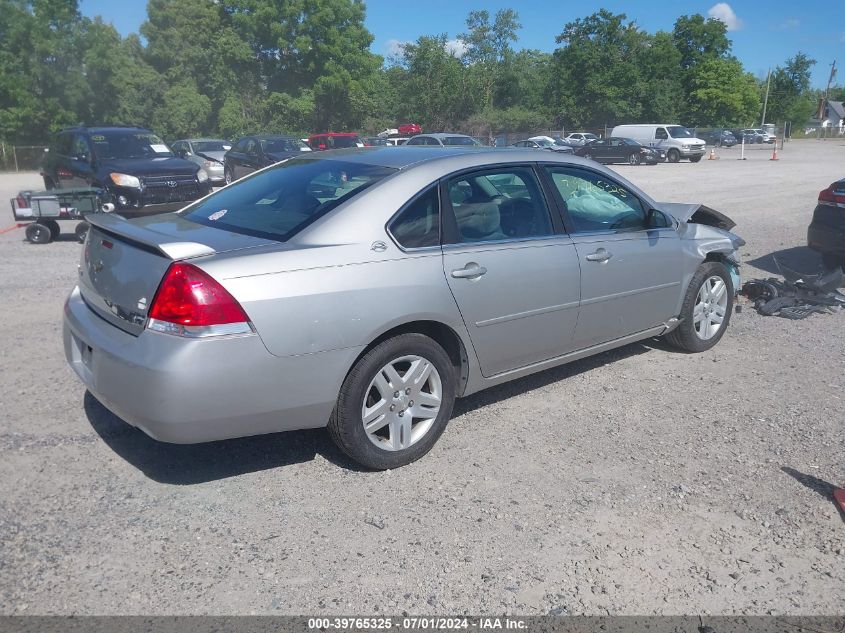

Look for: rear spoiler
[85,213,216,260]
[658,202,736,231]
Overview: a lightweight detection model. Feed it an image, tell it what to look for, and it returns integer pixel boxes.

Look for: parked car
[510,137,573,154]
[611,124,706,163]
[308,133,364,150]
[697,130,737,148]
[738,129,765,144]
[808,178,845,269]
[751,128,775,143]
[224,135,304,183]
[575,137,664,165]
[361,137,389,147]
[405,133,482,147]
[40,125,212,214]
[63,146,743,469]
[171,138,231,184]
[564,132,599,146]
[398,123,422,136]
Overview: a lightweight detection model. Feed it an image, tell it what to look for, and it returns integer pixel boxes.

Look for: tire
[689,156,702,163]
[667,149,680,163]
[224,166,234,185]
[43,219,61,240]
[665,261,733,353]
[821,252,844,270]
[25,223,52,244]
[43,176,55,191]
[328,333,456,470]
[75,222,89,243]
[628,152,641,165]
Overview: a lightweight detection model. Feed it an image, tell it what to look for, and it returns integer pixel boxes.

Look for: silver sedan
[64,147,744,469]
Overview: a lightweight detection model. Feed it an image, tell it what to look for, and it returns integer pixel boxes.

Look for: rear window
[261,137,300,153]
[443,136,479,146]
[180,159,394,241]
[330,136,360,149]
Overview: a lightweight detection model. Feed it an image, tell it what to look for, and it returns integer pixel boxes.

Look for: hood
[98,156,199,176]
[658,202,736,231]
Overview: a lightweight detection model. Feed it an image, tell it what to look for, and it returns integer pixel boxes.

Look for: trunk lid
[78,213,276,335]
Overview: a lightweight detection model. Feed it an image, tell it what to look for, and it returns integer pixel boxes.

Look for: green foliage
[0,2,826,146]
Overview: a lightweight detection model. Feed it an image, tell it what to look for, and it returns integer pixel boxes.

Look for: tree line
[0,0,835,145]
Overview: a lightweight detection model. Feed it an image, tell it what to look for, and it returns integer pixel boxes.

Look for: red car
[398,123,422,136]
[307,133,363,151]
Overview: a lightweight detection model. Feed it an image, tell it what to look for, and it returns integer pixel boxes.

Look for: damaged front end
[659,202,745,296]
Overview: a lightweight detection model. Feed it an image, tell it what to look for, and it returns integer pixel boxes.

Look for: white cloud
[707,3,743,31]
[444,38,468,58]
[384,38,407,58]
[777,18,800,30]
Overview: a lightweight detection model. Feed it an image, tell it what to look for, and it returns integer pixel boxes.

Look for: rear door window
[389,187,440,249]
[181,159,395,241]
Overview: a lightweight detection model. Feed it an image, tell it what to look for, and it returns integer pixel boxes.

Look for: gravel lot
[0,140,843,616]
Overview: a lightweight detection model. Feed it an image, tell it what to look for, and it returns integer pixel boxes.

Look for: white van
[611,124,706,163]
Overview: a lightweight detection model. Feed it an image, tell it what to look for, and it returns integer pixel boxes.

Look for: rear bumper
[808,212,845,256]
[63,286,360,443]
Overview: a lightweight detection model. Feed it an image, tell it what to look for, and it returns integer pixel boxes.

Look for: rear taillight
[147,262,252,337]
[818,183,845,207]
[15,194,28,209]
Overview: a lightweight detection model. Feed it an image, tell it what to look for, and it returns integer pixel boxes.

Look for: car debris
[741,260,845,319]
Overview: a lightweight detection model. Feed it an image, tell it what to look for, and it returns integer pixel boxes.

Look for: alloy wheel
[361,355,442,452]
[693,276,728,340]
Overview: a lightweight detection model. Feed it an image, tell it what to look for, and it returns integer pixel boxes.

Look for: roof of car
[181,138,229,143]
[412,133,474,139]
[60,125,150,134]
[309,132,359,138]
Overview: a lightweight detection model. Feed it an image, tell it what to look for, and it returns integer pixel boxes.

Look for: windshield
[532,138,554,148]
[621,138,642,146]
[91,132,172,160]
[193,140,231,152]
[443,136,480,146]
[552,137,569,146]
[261,138,300,154]
[181,159,395,241]
[666,126,694,139]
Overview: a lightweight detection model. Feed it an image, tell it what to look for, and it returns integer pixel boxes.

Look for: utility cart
[10,188,109,244]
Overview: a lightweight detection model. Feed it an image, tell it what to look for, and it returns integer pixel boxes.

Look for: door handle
[585,248,612,263]
[451,263,487,279]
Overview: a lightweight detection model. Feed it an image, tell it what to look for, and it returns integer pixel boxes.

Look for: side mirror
[647,209,670,228]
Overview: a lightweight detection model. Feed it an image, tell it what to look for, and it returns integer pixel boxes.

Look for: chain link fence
[0,144,48,172]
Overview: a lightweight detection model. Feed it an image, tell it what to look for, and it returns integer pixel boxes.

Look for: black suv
[41,126,212,214]
[223,135,304,183]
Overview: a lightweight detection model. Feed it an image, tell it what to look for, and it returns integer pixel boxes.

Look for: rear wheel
[665,261,733,353]
[667,149,680,163]
[328,333,456,470]
[25,223,52,244]
[75,222,89,243]
[43,219,61,240]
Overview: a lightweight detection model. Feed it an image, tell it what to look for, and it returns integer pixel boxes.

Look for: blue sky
[79,0,841,88]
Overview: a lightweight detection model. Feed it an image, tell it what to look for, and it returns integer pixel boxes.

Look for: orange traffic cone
[708,147,717,160]
[770,138,779,161]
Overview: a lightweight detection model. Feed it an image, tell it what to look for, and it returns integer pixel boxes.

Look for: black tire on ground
[75,222,89,243]
[628,152,641,165]
[664,261,734,353]
[689,155,702,163]
[667,149,680,163]
[43,176,55,190]
[328,333,456,470]
[821,252,844,270]
[25,223,52,244]
[43,219,61,240]
[224,167,234,184]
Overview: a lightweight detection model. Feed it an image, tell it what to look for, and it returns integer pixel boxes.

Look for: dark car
[698,129,737,148]
[224,135,304,183]
[575,137,663,165]
[808,178,845,269]
[40,126,212,215]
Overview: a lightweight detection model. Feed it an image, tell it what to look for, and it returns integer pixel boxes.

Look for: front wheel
[689,155,702,163]
[667,149,680,163]
[224,166,234,185]
[25,223,52,244]
[628,152,641,165]
[328,333,456,469]
[665,261,733,353]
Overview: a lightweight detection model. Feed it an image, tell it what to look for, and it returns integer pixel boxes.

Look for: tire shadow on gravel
[453,341,653,416]
[781,466,845,523]
[83,391,363,484]
[746,246,824,276]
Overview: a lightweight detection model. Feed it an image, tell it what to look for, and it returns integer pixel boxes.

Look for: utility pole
[824,60,837,104]
[760,68,771,127]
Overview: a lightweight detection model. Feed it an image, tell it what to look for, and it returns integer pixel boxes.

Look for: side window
[655,128,668,140]
[71,134,90,159]
[389,187,440,249]
[405,137,422,145]
[544,167,647,233]
[234,138,248,152]
[446,167,553,243]
[55,133,73,156]
[245,139,257,154]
